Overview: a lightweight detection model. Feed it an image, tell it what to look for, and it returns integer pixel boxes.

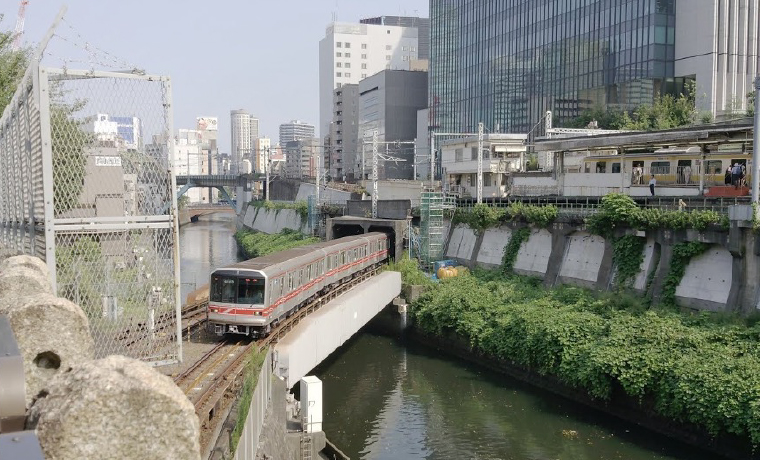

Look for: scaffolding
[420,189,454,270]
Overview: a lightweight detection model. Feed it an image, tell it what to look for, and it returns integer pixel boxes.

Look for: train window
[651,161,670,174]
[611,162,621,173]
[595,161,606,173]
[288,273,293,291]
[210,275,237,303]
[354,249,358,259]
[237,277,264,304]
[306,265,311,281]
[705,160,723,174]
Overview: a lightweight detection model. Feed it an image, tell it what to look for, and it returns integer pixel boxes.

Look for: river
[180,215,721,460]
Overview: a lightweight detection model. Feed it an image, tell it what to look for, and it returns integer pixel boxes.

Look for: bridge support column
[236,186,250,215]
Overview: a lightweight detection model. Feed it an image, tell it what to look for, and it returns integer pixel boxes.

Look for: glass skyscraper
[429,0,682,135]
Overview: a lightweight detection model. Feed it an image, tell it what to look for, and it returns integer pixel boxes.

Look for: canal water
[180,216,721,460]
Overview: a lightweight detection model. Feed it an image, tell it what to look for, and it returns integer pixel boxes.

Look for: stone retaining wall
[443,219,760,314]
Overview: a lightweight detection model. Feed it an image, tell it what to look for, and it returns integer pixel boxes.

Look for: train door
[677,159,693,184]
[631,161,644,184]
[730,159,748,187]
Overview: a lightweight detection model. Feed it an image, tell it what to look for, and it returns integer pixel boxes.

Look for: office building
[279,120,315,146]
[319,19,423,136]
[230,109,259,174]
[358,69,428,180]
[360,16,430,60]
[329,83,359,180]
[285,137,320,179]
[429,0,759,144]
[174,129,210,203]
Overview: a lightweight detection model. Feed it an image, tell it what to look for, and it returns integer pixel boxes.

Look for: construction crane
[12,0,29,51]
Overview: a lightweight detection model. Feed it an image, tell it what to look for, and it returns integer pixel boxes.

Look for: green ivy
[410,271,760,446]
[235,228,319,259]
[385,252,433,287]
[587,193,728,236]
[250,200,309,220]
[453,203,558,233]
[612,235,646,289]
[231,347,268,453]
[660,241,709,308]
[501,227,531,274]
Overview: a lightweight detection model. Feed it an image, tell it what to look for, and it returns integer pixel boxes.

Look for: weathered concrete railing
[0,250,202,459]
[231,349,274,460]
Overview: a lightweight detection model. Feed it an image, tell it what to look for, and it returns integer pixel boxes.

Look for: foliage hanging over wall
[660,241,709,308]
[501,227,531,274]
[250,200,309,220]
[612,235,646,289]
[453,203,558,233]
[587,193,728,237]
[235,228,318,259]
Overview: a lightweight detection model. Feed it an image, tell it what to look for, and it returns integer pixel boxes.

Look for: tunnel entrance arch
[326,216,406,262]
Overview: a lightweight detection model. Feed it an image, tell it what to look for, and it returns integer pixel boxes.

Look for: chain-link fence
[1,63,181,365]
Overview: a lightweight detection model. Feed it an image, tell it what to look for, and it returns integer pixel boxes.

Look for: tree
[565,106,629,130]
[49,94,93,214]
[0,19,28,112]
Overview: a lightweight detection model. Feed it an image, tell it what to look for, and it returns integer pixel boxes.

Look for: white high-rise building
[318,21,420,136]
[279,120,315,146]
[230,109,259,174]
[256,137,271,174]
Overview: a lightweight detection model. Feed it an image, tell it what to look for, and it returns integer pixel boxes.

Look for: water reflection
[316,332,723,460]
[178,214,241,302]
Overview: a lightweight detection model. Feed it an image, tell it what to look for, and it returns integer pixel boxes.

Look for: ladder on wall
[301,416,312,460]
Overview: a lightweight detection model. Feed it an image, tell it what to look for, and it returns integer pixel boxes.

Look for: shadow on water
[314,315,728,460]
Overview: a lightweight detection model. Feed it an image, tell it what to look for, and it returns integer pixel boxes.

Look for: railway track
[114,300,207,351]
[173,266,382,455]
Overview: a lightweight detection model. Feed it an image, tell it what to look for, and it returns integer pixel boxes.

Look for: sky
[3,0,429,153]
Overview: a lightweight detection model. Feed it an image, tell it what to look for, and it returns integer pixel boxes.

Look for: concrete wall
[295,183,353,205]
[442,216,759,314]
[675,245,733,311]
[558,232,606,288]
[513,228,553,278]
[239,203,308,234]
[445,225,477,263]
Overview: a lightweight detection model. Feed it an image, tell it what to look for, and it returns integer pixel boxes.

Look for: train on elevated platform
[207,232,390,337]
[576,147,752,194]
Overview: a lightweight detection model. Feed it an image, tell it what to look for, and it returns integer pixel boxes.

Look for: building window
[386,45,392,50]
[345,72,351,77]
[402,56,409,61]
[361,43,367,49]
[336,42,342,48]
[336,52,342,57]
[471,147,478,160]
[411,46,416,52]
[361,54,367,59]
[455,148,463,162]
[361,73,367,78]
[336,72,341,77]
[335,83,342,89]
[336,62,342,68]
[402,46,407,51]
[361,63,367,69]
[344,42,351,48]
[345,52,351,58]
[386,30,390,34]
[385,55,391,61]
[345,63,350,68]
[470,173,477,185]
[484,173,491,187]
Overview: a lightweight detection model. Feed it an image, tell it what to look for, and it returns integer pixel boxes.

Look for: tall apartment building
[318,20,423,136]
[230,109,259,174]
[358,70,428,180]
[429,0,759,148]
[279,120,315,146]
[328,83,359,180]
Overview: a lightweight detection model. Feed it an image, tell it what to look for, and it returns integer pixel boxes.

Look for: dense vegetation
[235,228,319,259]
[587,193,728,236]
[453,202,558,233]
[408,268,760,446]
[249,200,309,220]
[230,347,268,453]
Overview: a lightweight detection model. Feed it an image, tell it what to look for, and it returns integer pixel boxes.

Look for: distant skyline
[6,0,429,153]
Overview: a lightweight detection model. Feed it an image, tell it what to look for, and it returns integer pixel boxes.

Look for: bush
[385,253,433,287]
[410,272,760,445]
[235,229,319,259]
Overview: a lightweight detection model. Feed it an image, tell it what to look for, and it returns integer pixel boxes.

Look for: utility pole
[429,134,435,189]
[477,122,484,203]
[753,76,760,209]
[413,138,417,181]
[265,147,270,202]
[372,130,378,219]
[315,150,321,208]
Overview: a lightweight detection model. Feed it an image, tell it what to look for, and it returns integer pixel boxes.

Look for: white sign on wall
[95,156,122,167]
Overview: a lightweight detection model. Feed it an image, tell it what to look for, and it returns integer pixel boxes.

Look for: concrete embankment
[444,217,759,314]
[237,203,308,234]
